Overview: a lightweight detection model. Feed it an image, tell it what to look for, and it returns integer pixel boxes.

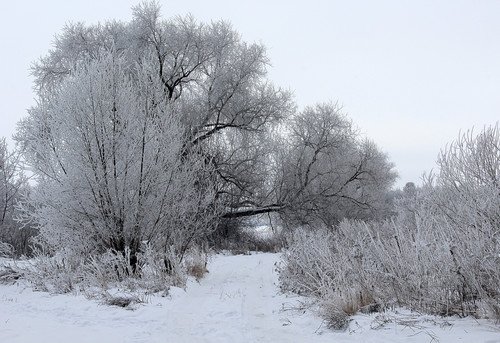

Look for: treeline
[3,3,394,262]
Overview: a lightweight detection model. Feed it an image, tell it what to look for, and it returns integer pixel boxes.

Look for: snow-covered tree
[18,52,220,263]
[29,2,293,221]
[0,139,22,227]
[275,104,397,227]
[17,2,294,261]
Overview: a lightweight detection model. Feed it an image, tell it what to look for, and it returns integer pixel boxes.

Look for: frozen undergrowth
[1,253,499,343]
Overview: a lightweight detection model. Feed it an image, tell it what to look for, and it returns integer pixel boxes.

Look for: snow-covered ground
[1,253,499,342]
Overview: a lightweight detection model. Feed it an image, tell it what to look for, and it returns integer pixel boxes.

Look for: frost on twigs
[320,300,351,331]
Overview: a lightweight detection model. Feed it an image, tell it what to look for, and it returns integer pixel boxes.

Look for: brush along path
[1,253,498,342]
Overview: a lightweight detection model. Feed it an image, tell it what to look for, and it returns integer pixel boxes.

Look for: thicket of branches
[279,124,500,326]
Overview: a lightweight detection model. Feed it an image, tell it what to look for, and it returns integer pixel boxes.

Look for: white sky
[1,0,499,188]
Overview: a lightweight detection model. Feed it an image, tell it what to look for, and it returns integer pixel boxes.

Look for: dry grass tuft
[187,263,208,281]
[103,294,143,308]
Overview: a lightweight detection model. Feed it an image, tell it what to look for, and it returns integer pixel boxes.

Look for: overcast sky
[1,0,499,188]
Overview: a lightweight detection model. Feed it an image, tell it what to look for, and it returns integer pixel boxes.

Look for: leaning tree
[273,103,397,228]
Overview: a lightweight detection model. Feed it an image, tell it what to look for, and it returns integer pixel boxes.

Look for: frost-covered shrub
[103,294,144,308]
[320,300,351,331]
[279,124,500,320]
[22,248,83,293]
[19,242,196,295]
[278,227,378,329]
[279,224,380,319]
[279,229,338,297]
[280,208,500,320]
[82,246,186,293]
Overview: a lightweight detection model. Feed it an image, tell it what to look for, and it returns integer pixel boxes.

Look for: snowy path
[1,253,500,342]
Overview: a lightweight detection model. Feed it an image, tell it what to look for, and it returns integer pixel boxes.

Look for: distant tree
[403,182,416,197]
[0,138,33,256]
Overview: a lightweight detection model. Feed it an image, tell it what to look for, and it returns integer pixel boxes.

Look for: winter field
[0,3,499,342]
[1,253,499,343]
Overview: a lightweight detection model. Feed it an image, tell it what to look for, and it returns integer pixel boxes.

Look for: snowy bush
[279,229,338,297]
[103,294,145,308]
[22,248,83,293]
[79,243,193,293]
[281,212,500,320]
[279,124,500,320]
[18,241,209,295]
[0,265,21,285]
